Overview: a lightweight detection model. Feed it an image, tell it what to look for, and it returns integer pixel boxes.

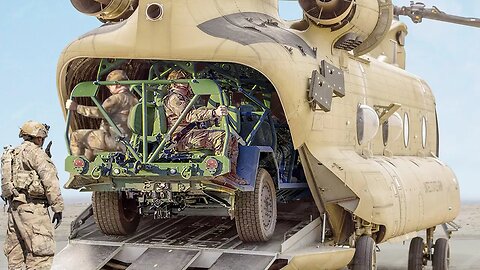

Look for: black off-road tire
[92,191,140,235]
[408,237,425,270]
[351,235,377,270]
[432,238,450,270]
[234,168,277,242]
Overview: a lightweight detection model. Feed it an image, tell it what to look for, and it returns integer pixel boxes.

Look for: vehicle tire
[351,235,377,270]
[92,191,140,235]
[432,238,450,270]
[234,168,277,242]
[408,237,425,270]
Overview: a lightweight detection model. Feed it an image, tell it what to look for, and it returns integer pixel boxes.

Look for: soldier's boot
[223,159,247,185]
[212,151,247,186]
[212,173,247,187]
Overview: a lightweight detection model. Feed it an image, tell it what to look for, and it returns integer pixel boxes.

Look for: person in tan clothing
[66,70,138,160]
[164,70,246,185]
[1,121,64,270]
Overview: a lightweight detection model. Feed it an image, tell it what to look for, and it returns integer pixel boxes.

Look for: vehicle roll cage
[65,77,272,166]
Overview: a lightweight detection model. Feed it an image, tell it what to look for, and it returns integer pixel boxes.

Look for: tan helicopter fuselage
[57,0,460,244]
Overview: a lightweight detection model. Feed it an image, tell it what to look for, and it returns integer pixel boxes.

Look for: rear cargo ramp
[53,202,354,269]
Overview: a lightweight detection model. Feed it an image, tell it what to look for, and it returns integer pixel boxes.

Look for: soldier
[164,70,246,185]
[65,70,138,160]
[1,121,64,270]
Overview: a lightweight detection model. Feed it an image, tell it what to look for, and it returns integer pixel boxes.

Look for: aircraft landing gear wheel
[408,237,426,270]
[92,191,140,235]
[234,168,277,242]
[432,238,450,270]
[351,235,377,270]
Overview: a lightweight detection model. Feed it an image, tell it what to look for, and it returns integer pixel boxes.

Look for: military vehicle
[54,0,479,269]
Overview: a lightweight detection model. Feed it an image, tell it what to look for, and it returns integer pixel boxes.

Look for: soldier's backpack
[1,145,43,200]
[1,146,17,199]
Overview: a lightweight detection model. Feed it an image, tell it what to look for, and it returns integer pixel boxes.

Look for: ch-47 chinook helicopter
[55,0,479,269]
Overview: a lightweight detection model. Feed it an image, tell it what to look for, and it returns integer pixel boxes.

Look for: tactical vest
[1,144,45,200]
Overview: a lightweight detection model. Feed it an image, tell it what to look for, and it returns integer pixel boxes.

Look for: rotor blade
[395,3,480,28]
[423,7,480,28]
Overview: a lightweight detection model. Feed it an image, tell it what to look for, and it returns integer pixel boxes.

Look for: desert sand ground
[0,201,478,269]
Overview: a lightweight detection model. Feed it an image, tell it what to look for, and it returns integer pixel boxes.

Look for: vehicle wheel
[432,238,450,270]
[234,168,277,242]
[351,235,377,270]
[92,191,140,235]
[408,237,425,270]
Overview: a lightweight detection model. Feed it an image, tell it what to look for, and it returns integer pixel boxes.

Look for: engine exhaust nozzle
[299,0,354,27]
[70,0,138,22]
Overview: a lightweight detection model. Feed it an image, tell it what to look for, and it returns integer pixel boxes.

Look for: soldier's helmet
[19,121,50,138]
[167,70,191,81]
[106,70,129,81]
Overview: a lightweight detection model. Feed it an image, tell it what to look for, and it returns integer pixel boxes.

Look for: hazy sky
[0,1,479,202]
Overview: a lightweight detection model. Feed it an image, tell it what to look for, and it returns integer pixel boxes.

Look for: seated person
[65,70,138,160]
[164,70,246,185]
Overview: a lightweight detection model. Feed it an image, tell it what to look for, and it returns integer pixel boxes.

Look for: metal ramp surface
[73,215,300,251]
[52,243,121,270]
[209,253,275,270]
[53,202,328,269]
[126,248,200,270]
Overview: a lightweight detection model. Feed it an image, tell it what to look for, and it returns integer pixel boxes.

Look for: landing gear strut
[408,226,450,270]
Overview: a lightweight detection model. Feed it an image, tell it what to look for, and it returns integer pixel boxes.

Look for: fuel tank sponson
[70,0,139,22]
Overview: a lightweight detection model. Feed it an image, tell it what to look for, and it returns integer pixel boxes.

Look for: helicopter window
[356,105,379,145]
[146,3,164,21]
[421,116,427,148]
[403,112,410,147]
[382,112,403,146]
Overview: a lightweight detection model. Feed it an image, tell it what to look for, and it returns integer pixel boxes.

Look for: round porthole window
[382,112,403,146]
[421,116,427,148]
[146,3,164,21]
[357,105,379,145]
[403,112,410,147]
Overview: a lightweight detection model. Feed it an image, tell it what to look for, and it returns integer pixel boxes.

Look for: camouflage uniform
[4,141,64,270]
[164,86,228,155]
[70,88,138,157]
[164,70,244,185]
